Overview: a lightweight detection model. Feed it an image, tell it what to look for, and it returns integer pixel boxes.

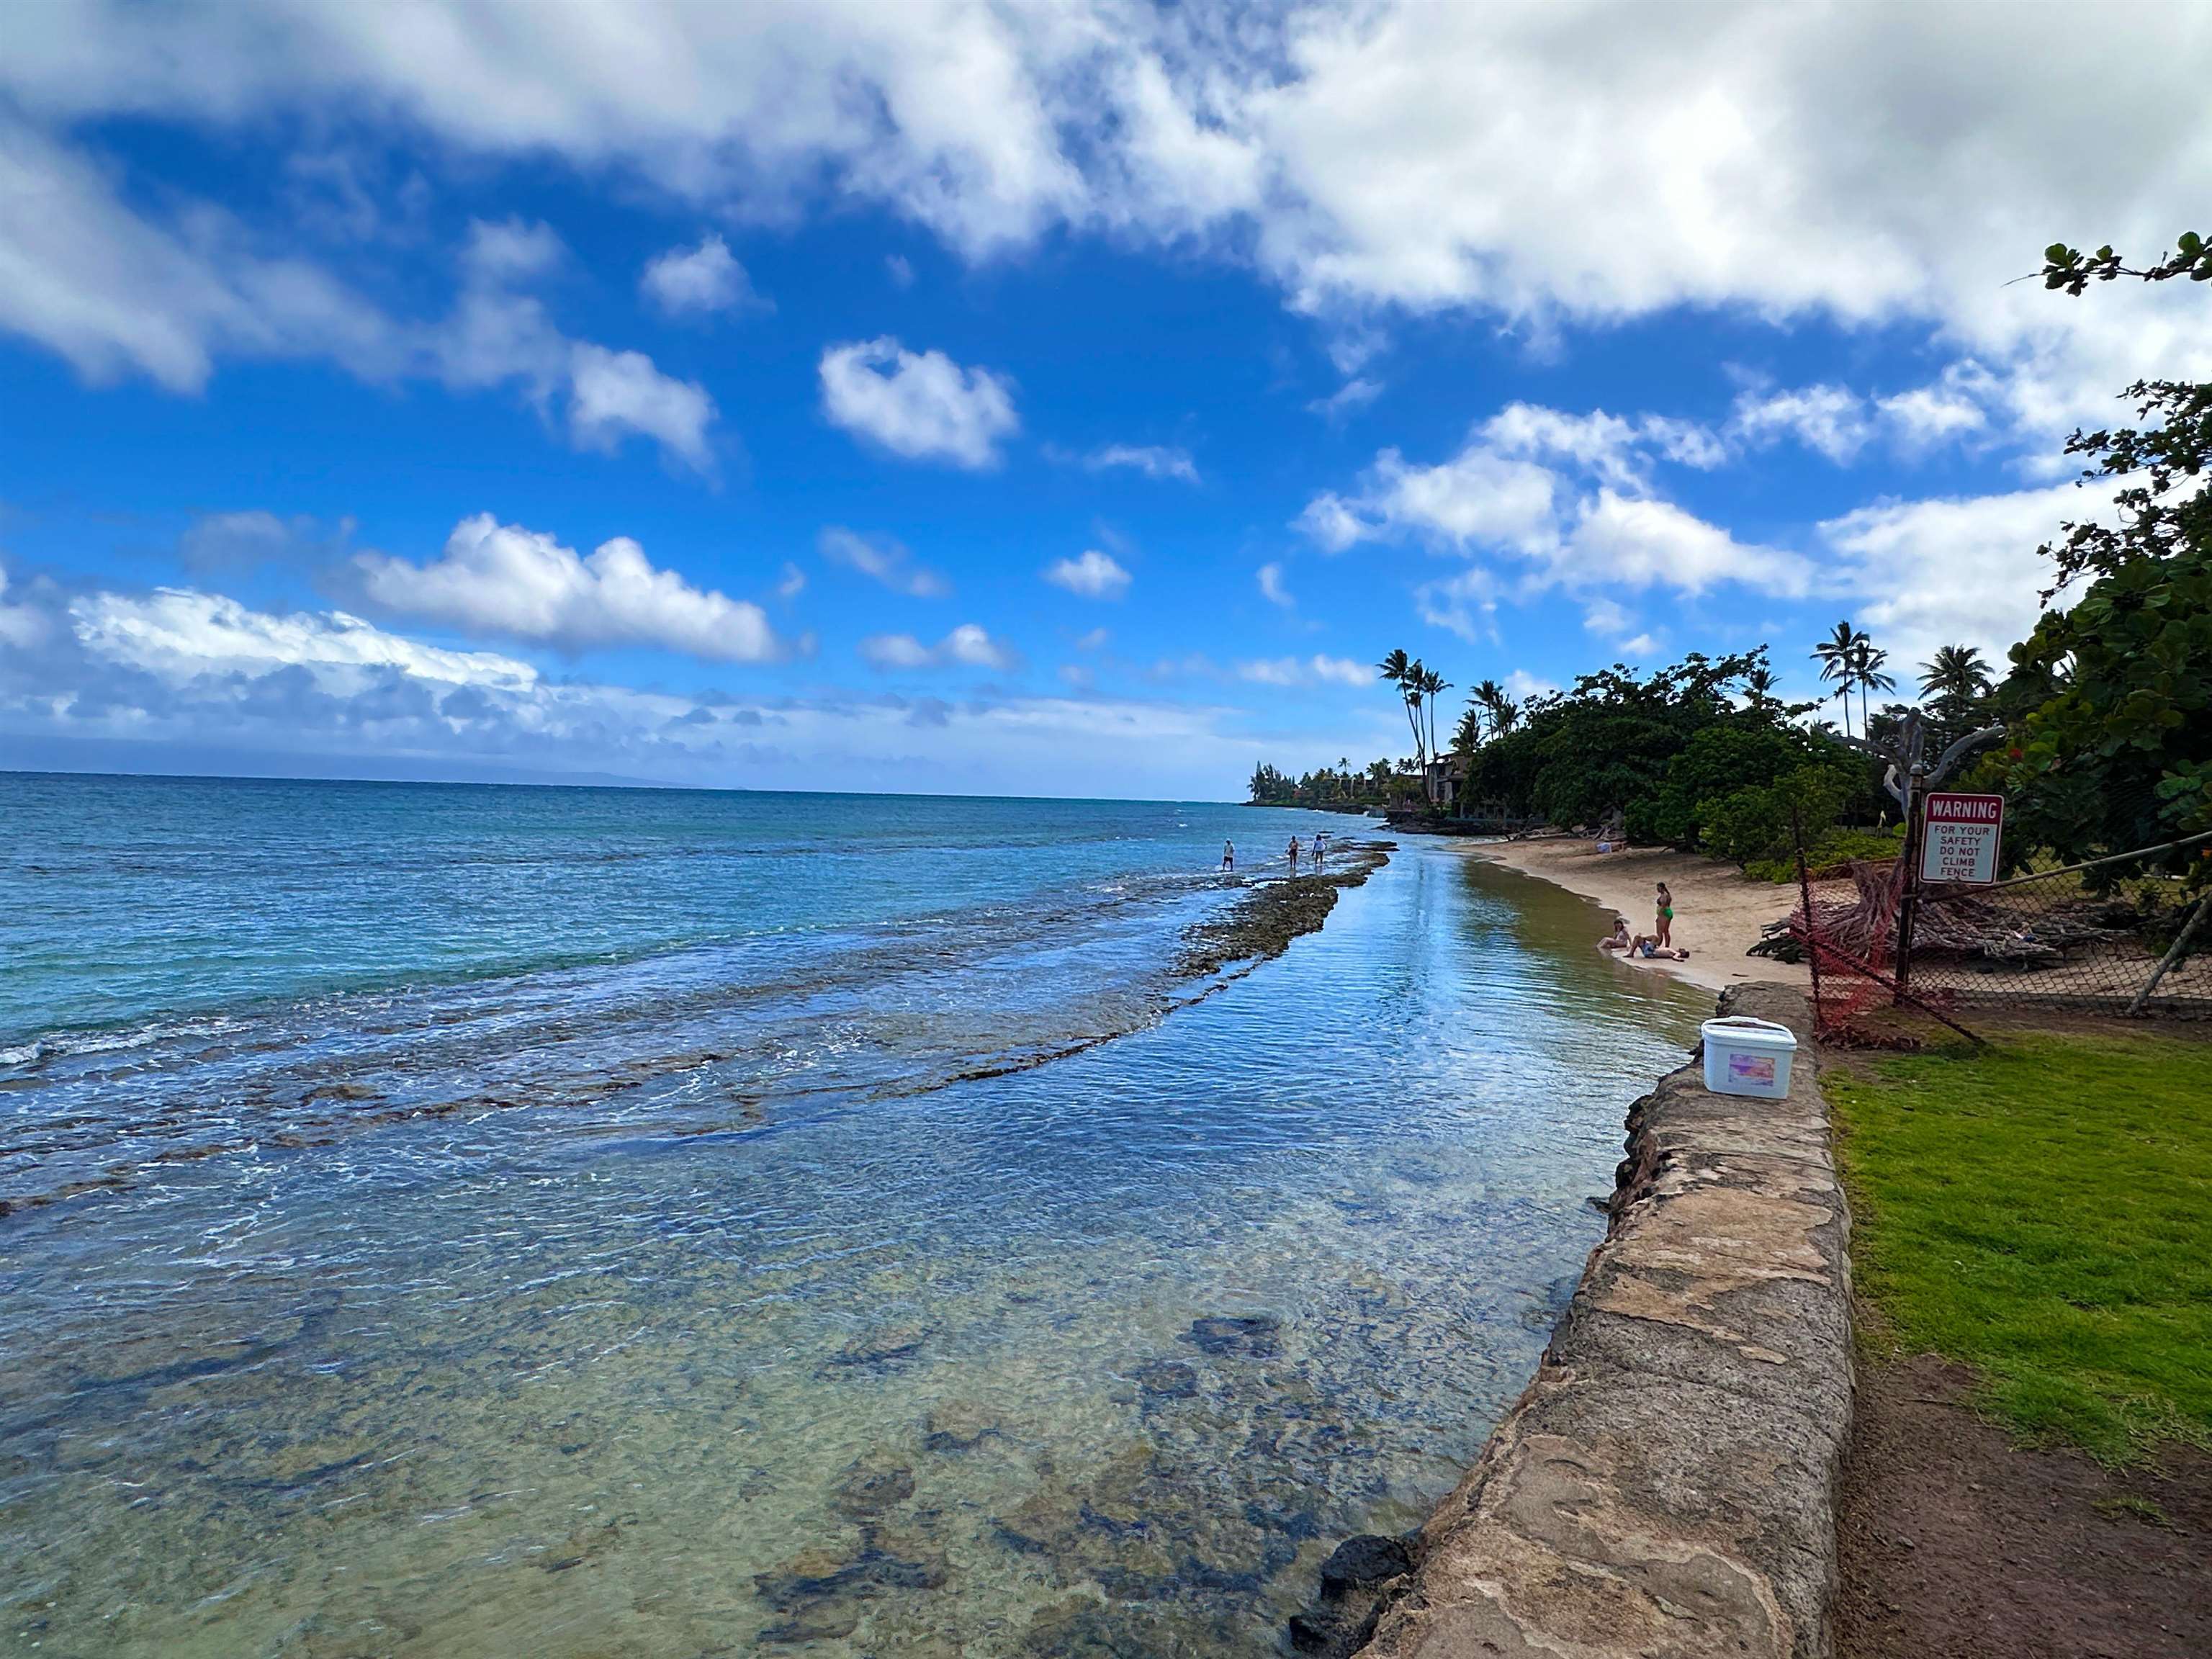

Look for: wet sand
[1461,836,1807,993]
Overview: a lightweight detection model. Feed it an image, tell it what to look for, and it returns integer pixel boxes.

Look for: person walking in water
[1287,836,1302,872]
[1221,839,1236,872]
[1313,830,1328,868]
[1655,882,1674,949]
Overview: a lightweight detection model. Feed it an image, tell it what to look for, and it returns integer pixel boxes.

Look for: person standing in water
[1222,840,1236,872]
[1655,882,1674,948]
[1287,836,1302,872]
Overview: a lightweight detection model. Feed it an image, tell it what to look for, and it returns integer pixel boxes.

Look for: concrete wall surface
[1355,984,1853,1659]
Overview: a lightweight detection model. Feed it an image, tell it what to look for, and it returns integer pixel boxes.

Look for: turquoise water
[0,773,1706,1657]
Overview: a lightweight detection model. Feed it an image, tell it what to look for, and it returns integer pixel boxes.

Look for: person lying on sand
[1626,932,1691,962]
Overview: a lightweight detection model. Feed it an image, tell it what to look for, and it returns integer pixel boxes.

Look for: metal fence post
[1791,802,1822,1030]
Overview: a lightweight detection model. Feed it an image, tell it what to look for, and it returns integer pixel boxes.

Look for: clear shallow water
[0,774,1707,1658]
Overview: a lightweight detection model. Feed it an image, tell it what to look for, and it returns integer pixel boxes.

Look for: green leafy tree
[1980,233,2212,864]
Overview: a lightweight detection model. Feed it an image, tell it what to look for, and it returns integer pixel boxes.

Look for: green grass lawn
[1827,1031,2212,1463]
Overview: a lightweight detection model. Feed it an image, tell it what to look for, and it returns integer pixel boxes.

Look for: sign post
[1919,792,2005,885]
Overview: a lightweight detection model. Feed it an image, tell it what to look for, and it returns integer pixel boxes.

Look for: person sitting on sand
[1598,917,1633,953]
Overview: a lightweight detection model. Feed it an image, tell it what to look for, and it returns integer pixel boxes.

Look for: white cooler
[1701,1017,1799,1099]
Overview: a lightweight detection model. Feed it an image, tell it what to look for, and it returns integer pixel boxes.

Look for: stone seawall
[1341,984,1853,1658]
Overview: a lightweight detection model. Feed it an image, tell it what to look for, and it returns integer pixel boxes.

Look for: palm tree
[1377,648,1426,767]
[1473,677,1517,737]
[1743,663,1781,711]
[1851,642,1896,734]
[1420,667,1449,763]
[1452,701,1483,757]
[1812,621,1867,738]
[1919,644,1993,703]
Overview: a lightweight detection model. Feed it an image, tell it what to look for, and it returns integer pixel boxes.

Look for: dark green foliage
[1246,758,1408,809]
[1457,648,1867,860]
[1977,240,2212,868]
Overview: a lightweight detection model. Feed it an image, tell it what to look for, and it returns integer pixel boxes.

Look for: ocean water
[0,773,1707,1658]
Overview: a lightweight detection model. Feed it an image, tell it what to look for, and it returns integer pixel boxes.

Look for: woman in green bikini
[1655,882,1674,949]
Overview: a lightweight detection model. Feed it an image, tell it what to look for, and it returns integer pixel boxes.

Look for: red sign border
[1919,791,2005,884]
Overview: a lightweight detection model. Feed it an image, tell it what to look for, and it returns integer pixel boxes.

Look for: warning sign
[1920,792,2005,884]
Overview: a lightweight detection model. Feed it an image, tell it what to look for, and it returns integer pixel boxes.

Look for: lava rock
[1318,1532,1412,1599]
[1182,1315,1282,1357]
[1134,1359,1199,1398]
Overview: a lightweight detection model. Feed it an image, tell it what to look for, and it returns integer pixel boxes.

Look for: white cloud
[1306,402,1812,599]
[75,587,541,693]
[1582,597,1635,638]
[1561,490,1807,596]
[1256,562,1293,608]
[4,574,1272,798]
[859,632,935,670]
[1074,626,1110,651]
[641,233,763,317]
[886,253,914,287]
[356,513,781,661]
[1308,377,1382,420]
[1879,375,1990,445]
[1043,549,1131,600]
[1078,443,1199,482]
[1237,655,1367,688]
[776,561,806,599]
[6,4,2207,452]
[1414,567,1501,642]
[0,130,716,469]
[819,336,1017,467]
[1732,384,1874,464]
[1503,670,1557,702]
[0,564,50,649]
[819,526,949,598]
[859,622,1021,673]
[1817,480,2101,673]
[565,342,716,469]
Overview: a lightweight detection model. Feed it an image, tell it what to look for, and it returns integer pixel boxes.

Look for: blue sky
[1,3,2206,797]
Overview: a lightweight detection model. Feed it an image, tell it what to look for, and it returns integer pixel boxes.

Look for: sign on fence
[1920,791,2005,884]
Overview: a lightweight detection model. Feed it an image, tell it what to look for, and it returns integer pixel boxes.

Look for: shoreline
[1294,984,1853,1658]
[1456,835,1807,994]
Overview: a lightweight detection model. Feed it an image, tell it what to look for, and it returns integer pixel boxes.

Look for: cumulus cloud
[1818,480,2103,673]
[1043,549,1131,599]
[819,526,949,597]
[859,623,1021,673]
[0,128,716,469]
[1303,401,1812,600]
[356,513,782,660]
[1731,384,1875,464]
[640,233,764,317]
[4,4,2206,451]
[1256,562,1293,608]
[1,573,1267,797]
[819,336,1018,467]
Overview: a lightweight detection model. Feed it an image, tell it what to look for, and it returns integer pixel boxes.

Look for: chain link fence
[1768,793,2212,1044]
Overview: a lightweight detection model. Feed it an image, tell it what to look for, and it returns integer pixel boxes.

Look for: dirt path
[1836,1352,2212,1659]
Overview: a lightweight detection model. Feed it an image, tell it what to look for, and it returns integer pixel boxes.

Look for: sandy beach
[1463,835,1808,993]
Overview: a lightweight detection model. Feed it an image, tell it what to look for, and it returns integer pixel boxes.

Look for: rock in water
[1318,1533,1412,1599]
[1133,1359,1199,1398]
[1183,1314,1282,1357]
[922,1401,998,1452]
